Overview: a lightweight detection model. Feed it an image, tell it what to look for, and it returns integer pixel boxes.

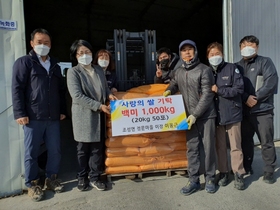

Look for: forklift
[106,29,157,91]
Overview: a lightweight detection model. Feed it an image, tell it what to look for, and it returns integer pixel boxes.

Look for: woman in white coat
[67,40,117,191]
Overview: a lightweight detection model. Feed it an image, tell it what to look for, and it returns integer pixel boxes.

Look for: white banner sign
[110,95,188,136]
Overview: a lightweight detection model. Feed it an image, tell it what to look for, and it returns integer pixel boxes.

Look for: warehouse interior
[23,0,222,64]
[23,0,223,180]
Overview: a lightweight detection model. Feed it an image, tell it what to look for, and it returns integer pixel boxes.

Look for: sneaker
[90,180,106,191]
[218,172,229,186]
[44,174,64,193]
[263,172,275,184]
[205,180,216,193]
[180,181,200,196]
[245,167,254,175]
[234,173,245,190]
[77,178,89,192]
[28,179,44,202]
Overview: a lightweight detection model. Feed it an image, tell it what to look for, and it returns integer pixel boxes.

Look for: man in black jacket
[164,40,217,195]
[236,35,278,184]
[154,47,180,84]
[12,28,66,201]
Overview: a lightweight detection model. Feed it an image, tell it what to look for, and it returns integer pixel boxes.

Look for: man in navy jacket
[12,28,66,201]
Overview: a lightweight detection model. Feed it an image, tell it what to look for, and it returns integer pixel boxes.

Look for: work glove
[187,115,196,130]
[163,90,171,97]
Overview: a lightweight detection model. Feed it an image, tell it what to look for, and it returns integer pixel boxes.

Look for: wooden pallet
[106,168,187,183]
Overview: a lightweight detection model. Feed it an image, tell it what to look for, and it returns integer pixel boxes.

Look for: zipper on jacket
[47,63,59,119]
[185,71,190,114]
[32,59,58,119]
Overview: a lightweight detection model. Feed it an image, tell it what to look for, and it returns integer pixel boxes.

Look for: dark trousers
[77,141,103,182]
[241,113,276,173]
[187,118,216,183]
[23,120,61,187]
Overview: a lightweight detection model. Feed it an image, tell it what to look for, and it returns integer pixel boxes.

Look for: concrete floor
[1,119,280,210]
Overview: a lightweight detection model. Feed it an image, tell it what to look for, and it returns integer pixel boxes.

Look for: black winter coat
[236,55,278,116]
[211,61,243,125]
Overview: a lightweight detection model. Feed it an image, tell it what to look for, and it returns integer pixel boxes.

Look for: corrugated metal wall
[224,0,280,141]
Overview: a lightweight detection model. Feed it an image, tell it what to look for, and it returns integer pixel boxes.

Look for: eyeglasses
[76,51,92,56]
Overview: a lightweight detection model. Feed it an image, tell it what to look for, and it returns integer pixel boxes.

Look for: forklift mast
[106,29,156,91]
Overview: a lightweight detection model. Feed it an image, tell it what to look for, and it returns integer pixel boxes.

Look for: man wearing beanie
[163,40,217,195]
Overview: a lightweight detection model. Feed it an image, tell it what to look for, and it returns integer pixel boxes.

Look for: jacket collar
[216,60,226,72]
[76,64,106,102]
[29,49,57,69]
[242,54,258,64]
[182,57,200,70]
[29,50,40,62]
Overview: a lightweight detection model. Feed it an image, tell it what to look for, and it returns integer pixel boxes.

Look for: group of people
[11,27,278,202]
[12,28,118,201]
[160,36,278,195]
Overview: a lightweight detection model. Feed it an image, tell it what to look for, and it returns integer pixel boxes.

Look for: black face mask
[159,58,170,71]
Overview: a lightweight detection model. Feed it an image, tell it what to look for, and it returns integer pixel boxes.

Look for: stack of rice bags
[105,84,188,174]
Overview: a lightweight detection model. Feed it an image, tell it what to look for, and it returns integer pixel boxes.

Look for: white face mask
[34,44,50,56]
[241,46,256,57]
[78,54,92,65]
[208,55,223,66]
[98,59,109,68]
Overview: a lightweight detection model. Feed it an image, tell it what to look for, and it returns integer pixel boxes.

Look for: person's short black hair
[239,35,259,47]
[156,47,172,58]
[69,39,94,61]
[31,28,52,41]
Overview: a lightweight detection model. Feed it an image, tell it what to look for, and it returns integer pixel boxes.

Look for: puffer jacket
[236,55,278,115]
[12,50,66,120]
[211,61,243,125]
[166,58,216,120]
